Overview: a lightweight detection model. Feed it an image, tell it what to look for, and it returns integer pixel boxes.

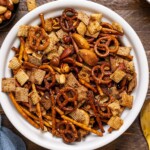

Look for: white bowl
[0,0,149,149]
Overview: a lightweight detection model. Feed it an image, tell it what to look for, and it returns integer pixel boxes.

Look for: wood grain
[0,0,150,150]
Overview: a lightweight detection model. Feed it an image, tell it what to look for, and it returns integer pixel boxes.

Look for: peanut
[7,0,14,11]
[12,0,19,4]
[0,6,7,15]
[4,10,12,19]
[72,33,90,49]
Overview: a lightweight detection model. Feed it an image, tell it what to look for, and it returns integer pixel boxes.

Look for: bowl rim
[0,0,149,149]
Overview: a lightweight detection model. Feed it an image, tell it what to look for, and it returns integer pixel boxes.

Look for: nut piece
[56,74,66,84]
[60,63,70,73]
[7,0,14,11]
[12,0,20,4]
[4,10,12,20]
[72,33,90,49]
[0,6,7,15]
[78,49,99,66]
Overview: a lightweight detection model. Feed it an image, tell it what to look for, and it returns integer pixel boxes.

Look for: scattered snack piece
[27,0,37,11]
[110,69,126,83]
[8,57,21,70]
[15,87,29,102]
[17,25,30,37]
[15,69,29,86]
[120,92,133,109]
[2,78,16,92]
[108,116,123,130]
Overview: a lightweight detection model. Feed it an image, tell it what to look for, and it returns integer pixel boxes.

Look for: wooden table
[0,0,150,149]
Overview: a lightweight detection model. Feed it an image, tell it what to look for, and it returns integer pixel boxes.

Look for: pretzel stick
[39,13,45,30]
[23,49,28,62]
[96,84,104,96]
[79,78,97,93]
[23,61,38,69]
[88,91,104,133]
[61,115,103,136]
[55,106,64,115]
[43,115,60,123]
[21,106,52,128]
[32,84,44,130]
[9,93,39,129]
[50,90,56,135]
[18,37,25,62]
[75,62,91,71]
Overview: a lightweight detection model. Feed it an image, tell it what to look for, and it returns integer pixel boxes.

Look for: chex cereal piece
[2,78,16,92]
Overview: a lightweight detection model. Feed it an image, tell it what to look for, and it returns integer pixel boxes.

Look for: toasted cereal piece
[44,32,59,54]
[29,91,41,105]
[28,55,42,66]
[2,78,16,92]
[56,74,66,84]
[47,50,59,60]
[58,46,65,56]
[49,31,59,44]
[108,100,121,116]
[44,18,53,32]
[29,69,46,85]
[90,13,103,22]
[56,29,68,40]
[15,87,29,102]
[8,57,21,70]
[128,73,137,93]
[120,92,133,109]
[17,25,30,37]
[27,0,37,11]
[78,68,90,83]
[77,11,90,25]
[112,22,123,33]
[126,61,135,74]
[117,47,131,57]
[77,22,87,36]
[107,116,123,130]
[87,20,102,35]
[15,69,29,86]
[85,30,99,38]
[110,69,126,83]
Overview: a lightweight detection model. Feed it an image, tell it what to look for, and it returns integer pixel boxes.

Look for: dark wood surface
[0,0,150,150]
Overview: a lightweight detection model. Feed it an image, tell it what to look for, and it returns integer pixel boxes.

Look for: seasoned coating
[56,29,68,40]
[2,78,16,92]
[15,87,29,102]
